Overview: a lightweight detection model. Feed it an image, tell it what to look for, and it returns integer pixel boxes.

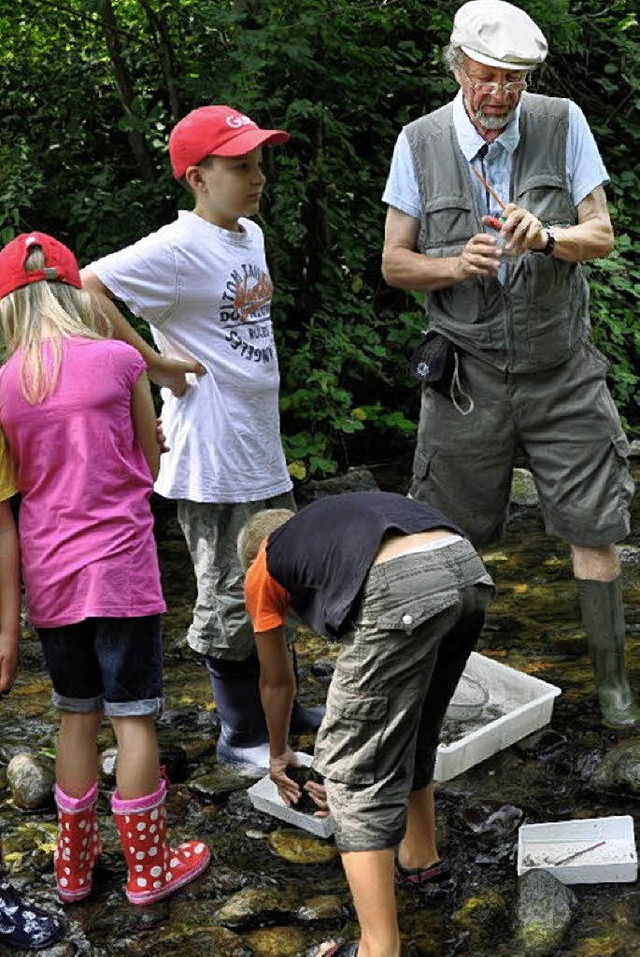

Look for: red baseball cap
[168,105,290,180]
[0,232,81,301]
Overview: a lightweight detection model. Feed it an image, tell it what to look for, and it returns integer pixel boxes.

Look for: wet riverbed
[1,463,639,956]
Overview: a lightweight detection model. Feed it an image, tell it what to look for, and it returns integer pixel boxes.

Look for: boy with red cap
[82,106,323,770]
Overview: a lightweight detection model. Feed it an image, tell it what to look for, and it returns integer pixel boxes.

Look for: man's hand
[148,355,206,397]
[489,203,546,254]
[456,233,502,280]
[0,631,18,694]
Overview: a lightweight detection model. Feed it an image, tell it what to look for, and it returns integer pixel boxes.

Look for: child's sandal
[320,942,359,957]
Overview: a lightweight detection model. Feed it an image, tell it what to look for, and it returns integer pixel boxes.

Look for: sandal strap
[323,942,359,957]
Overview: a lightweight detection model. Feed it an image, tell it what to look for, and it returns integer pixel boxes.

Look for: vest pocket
[514,175,575,224]
[421,194,474,249]
[313,688,387,786]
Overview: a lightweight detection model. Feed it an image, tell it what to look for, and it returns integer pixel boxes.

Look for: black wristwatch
[537,228,556,256]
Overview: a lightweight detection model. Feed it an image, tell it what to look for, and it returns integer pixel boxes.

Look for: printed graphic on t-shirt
[220,263,275,364]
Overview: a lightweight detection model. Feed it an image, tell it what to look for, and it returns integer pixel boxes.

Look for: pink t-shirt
[0,338,166,627]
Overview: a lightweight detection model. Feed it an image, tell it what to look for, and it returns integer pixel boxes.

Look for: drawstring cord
[449,350,474,416]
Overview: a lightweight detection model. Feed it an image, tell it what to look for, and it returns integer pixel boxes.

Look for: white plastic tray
[247,751,335,839]
[517,816,637,884]
[434,652,561,782]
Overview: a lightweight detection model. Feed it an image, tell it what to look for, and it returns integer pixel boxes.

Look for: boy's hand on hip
[148,355,206,397]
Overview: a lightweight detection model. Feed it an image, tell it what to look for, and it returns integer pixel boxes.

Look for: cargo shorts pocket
[375,591,459,633]
[611,433,634,505]
[314,687,387,786]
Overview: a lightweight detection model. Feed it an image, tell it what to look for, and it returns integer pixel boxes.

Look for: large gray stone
[295,468,379,506]
[588,740,640,796]
[6,753,55,811]
[510,468,539,507]
[515,869,579,956]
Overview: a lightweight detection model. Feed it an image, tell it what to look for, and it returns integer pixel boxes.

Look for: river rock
[615,544,640,566]
[510,468,539,507]
[215,885,298,929]
[453,887,507,939]
[295,467,379,506]
[296,893,349,922]
[6,753,55,810]
[267,828,339,864]
[189,766,256,799]
[629,439,640,460]
[128,926,249,956]
[515,869,579,955]
[100,745,189,784]
[245,925,307,956]
[587,740,640,796]
[566,930,631,956]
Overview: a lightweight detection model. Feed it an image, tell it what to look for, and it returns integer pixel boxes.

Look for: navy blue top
[266,491,462,639]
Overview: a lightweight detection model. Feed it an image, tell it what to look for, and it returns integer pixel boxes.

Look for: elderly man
[382,0,638,728]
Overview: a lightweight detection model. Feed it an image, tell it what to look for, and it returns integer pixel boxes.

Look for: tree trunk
[137,0,182,120]
[100,0,155,181]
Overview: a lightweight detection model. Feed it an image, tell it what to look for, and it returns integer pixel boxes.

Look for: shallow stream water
[1,462,639,956]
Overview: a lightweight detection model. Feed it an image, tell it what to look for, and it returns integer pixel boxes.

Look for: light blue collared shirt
[383,90,608,222]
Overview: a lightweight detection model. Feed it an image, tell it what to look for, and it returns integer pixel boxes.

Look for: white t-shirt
[88,210,292,503]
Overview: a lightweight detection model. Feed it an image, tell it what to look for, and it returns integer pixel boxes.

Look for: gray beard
[475,106,516,130]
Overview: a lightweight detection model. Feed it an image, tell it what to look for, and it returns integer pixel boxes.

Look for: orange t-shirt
[244,539,291,632]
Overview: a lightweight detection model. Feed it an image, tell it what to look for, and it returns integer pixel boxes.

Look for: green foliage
[0,0,638,477]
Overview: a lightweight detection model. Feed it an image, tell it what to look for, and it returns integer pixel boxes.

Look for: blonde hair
[0,246,109,404]
[237,508,295,571]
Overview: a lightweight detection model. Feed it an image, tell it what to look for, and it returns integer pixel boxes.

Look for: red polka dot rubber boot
[111,778,210,905]
[54,782,102,903]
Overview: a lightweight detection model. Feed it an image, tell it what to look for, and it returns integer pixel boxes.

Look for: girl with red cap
[0,232,210,906]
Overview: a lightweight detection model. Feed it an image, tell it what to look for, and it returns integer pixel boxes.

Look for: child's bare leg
[56,711,101,797]
[339,848,401,957]
[110,715,160,799]
[397,783,439,869]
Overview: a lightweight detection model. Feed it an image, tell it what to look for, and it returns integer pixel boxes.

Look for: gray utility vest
[405,93,592,373]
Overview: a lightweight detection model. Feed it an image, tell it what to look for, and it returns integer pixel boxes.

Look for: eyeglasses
[461,68,528,96]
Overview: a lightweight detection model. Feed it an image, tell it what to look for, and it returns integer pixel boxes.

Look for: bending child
[239,491,495,957]
[0,232,210,906]
[81,105,322,770]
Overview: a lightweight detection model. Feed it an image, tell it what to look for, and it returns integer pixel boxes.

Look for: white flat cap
[451,0,548,71]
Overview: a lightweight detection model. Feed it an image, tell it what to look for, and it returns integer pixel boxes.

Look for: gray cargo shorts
[313,539,494,853]
[177,491,296,660]
[409,341,634,548]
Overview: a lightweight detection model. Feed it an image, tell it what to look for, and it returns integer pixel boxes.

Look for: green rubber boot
[578,577,640,729]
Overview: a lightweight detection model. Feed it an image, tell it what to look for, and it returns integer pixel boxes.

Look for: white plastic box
[434,651,562,782]
[517,816,637,884]
[247,751,335,839]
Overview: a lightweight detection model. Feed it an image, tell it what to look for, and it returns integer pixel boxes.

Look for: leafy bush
[0,0,637,476]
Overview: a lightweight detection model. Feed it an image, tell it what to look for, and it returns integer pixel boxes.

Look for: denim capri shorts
[37,615,164,717]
